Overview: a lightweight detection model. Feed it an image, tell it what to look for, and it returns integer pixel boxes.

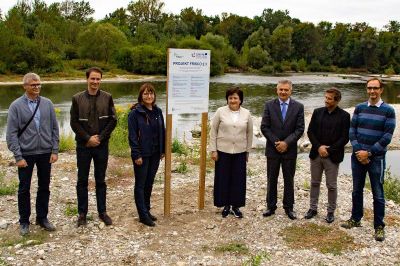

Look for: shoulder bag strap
[18,98,41,138]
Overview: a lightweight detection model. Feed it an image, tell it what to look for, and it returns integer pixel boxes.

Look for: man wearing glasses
[341,78,396,241]
[6,73,59,236]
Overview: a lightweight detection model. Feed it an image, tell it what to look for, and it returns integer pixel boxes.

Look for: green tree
[292,22,323,63]
[78,23,128,62]
[254,8,292,33]
[216,14,254,51]
[247,45,270,69]
[127,0,165,34]
[270,25,293,61]
[58,0,94,24]
[179,7,208,39]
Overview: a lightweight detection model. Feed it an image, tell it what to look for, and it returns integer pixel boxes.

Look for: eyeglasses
[26,84,41,88]
[367,86,381,91]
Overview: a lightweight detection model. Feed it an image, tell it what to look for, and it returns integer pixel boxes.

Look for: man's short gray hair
[23,73,40,84]
[277,79,292,89]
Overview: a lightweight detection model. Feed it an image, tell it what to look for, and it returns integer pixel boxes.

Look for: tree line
[1,0,400,76]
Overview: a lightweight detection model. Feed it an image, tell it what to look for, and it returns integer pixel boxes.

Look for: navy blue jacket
[128,103,165,160]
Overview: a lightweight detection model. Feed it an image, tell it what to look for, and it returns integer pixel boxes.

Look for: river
[0,74,399,176]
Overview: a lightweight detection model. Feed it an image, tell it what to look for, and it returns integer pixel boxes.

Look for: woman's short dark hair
[86,67,103,78]
[137,83,156,105]
[225,87,243,105]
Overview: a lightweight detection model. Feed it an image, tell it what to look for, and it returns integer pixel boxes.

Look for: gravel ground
[0,104,399,265]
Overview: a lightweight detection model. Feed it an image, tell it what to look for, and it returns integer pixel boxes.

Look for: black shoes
[304,209,318,219]
[36,219,56,231]
[139,216,155,227]
[221,206,231,218]
[20,223,29,236]
[77,213,87,227]
[99,212,113,226]
[231,207,243,218]
[285,209,297,220]
[148,213,157,222]
[325,212,335,223]
[262,209,276,217]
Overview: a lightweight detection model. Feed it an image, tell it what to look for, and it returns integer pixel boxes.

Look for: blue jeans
[18,153,52,224]
[133,153,161,219]
[76,144,109,215]
[351,154,386,229]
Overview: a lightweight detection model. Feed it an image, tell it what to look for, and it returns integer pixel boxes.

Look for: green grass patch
[0,257,8,266]
[302,179,310,190]
[59,133,76,152]
[0,172,18,196]
[0,230,48,248]
[64,204,78,217]
[174,161,188,174]
[172,138,188,155]
[280,223,358,255]
[214,242,249,254]
[244,251,271,266]
[109,107,130,157]
[365,167,400,204]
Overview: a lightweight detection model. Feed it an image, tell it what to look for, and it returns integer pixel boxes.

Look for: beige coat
[210,105,253,154]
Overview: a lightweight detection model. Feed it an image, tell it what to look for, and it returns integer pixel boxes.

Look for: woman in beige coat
[210,87,253,218]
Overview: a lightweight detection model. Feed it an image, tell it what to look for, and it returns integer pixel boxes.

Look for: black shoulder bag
[18,98,41,138]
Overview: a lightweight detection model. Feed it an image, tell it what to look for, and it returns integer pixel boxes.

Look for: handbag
[18,98,41,138]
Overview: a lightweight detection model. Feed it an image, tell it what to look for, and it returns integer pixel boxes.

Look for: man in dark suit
[261,79,304,220]
[304,88,350,223]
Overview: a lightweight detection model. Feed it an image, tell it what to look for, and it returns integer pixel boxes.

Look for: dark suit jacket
[261,98,305,159]
[308,106,350,164]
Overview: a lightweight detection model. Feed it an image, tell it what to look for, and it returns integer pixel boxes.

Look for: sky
[1,0,399,30]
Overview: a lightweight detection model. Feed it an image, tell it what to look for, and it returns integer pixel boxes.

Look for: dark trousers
[133,153,161,219]
[18,153,52,224]
[76,144,109,215]
[266,157,296,210]
[213,151,247,208]
[351,154,386,229]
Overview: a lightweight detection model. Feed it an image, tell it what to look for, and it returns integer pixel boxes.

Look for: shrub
[308,59,321,71]
[298,58,307,72]
[260,65,274,74]
[59,133,76,152]
[247,45,270,69]
[172,138,188,155]
[109,107,130,157]
[0,172,18,196]
[384,65,396,75]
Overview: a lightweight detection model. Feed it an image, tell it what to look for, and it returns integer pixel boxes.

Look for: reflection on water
[338,150,400,177]
[1,75,400,141]
[299,150,399,179]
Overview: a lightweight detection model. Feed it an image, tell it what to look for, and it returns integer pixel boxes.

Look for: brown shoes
[99,212,113,226]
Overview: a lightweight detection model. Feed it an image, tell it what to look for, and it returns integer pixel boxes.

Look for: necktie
[281,102,287,120]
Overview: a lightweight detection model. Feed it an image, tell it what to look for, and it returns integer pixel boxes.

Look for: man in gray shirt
[6,72,59,236]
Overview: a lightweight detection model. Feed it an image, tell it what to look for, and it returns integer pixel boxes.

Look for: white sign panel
[167,48,211,114]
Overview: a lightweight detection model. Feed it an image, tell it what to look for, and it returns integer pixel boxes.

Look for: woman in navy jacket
[128,83,165,227]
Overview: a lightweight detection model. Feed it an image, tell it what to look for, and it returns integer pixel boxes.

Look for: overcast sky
[1,0,399,30]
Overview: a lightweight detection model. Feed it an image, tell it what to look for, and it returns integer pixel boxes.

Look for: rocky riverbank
[0,138,399,265]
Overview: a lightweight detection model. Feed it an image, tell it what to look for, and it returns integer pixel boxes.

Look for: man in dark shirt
[70,67,117,227]
[304,88,350,223]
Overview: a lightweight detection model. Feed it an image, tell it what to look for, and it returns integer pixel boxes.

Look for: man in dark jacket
[70,67,117,227]
[261,79,304,220]
[304,88,350,223]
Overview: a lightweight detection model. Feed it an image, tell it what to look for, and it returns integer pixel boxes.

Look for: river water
[0,74,399,176]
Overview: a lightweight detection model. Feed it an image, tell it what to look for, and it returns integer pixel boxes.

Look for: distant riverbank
[1,73,400,86]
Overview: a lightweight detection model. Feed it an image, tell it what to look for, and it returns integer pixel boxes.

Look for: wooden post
[164,48,172,217]
[198,112,208,209]
[164,114,172,216]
